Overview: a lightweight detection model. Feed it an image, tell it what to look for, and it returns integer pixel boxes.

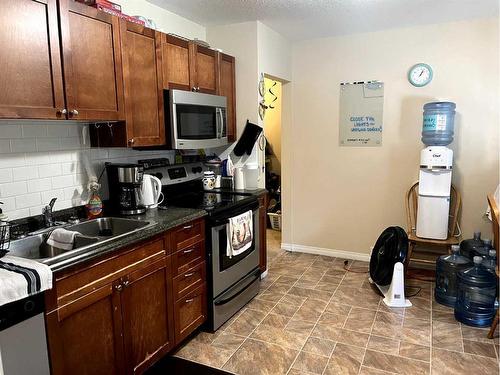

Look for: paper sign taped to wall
[339,81,384,147]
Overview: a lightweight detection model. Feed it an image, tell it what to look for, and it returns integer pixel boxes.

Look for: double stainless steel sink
[8,217,157,267]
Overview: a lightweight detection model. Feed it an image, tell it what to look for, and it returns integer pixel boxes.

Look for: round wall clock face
[408,63,433,87]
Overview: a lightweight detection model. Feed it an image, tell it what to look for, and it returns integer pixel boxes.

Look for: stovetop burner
[159,179,258,215]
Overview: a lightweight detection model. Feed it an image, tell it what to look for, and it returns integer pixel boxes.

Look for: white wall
[287,18,499,254]
[207,21,292,189]
[118,0,205,39]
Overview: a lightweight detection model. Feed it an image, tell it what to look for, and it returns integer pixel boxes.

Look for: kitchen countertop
[49,207,207,273]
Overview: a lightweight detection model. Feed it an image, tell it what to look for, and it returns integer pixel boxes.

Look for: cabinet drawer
[174,283,206,343]
[170,219,205,252]
[171,240,205,276]
[172,261,206,300]
[49,237,165,312]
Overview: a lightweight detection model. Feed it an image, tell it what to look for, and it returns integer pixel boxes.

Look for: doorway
[262,77,284,265]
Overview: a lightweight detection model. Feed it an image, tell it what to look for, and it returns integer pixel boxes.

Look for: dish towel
[46,228,80,251]
[227,210,253,258]
[0,255,53,306]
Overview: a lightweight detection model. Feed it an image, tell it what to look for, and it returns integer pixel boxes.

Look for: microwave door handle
[219,108,224,138]
[216,108,222,139]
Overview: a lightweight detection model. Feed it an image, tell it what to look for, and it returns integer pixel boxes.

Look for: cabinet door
[258,193,268,273]
[173,283,207,344]
[190,44,218,94]
[218,53,236,142]
[46,283,124,375]
[58,0,124,121]
[0,0,65,119]
[121,21,165,147]
[161,34,192,91]
[120,257,174,374]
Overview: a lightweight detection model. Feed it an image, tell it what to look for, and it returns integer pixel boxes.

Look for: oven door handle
[214,270,260,306]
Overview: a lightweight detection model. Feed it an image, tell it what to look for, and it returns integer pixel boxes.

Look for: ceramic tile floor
[173,231,499,375]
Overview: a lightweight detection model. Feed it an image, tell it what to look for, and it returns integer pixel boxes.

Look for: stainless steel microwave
[165,89,228,149]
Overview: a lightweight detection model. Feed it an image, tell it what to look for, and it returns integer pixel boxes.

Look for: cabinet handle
[185,298,194,303]
[184,272,195,278]
[197,86,200,91]
[57,109,68,115]
[114,284,123,292]
[183,224,193,230]
[182,248,194,254]
[128,138,135,145]
[123,280,130,287]
[70,109,79,116]
[192,87,197,92]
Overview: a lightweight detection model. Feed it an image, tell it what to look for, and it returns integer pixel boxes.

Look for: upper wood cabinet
[121,21,165,147]
[0,0,125,121]
[161,34,192,91]
[0,0,65,119]
[190,44,218,94]
[58,0,125,121]
[217,53,237,142]
[161,35,218,94]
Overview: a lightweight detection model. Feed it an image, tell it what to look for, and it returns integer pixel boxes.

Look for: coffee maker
[106,163,146,215]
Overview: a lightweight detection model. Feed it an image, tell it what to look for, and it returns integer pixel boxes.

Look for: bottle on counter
[86,181,103,220]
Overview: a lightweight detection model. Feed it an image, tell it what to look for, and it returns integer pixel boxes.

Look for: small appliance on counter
[140,174,164,209]
[105,163,146,215]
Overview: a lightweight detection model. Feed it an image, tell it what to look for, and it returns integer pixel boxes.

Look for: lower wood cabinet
[45,219,206,375]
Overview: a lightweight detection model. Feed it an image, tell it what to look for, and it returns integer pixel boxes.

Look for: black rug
[146,356,232,375]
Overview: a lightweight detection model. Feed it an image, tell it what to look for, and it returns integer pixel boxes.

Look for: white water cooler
[416,146,453,239]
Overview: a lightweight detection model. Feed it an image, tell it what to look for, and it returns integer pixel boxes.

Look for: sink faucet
[42,198,57,228]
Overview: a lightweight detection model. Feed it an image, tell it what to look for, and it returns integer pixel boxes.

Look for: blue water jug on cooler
[454,256,497,327]
[435,245,472,307]
[422,102,456,146]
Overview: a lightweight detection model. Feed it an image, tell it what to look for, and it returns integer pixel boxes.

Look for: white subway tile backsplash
[52,175,74,189]
[11,138,37,153]
[39,164,62,178]
[22,124,48,138]
[0,169,13,184]
[41,189,65,204]
[12,166,38,181]
[27,178,52,193]
[0,120,176,221]
[25,152,51,166]
[1,197,16,212]
[15,193,41,209]
[47,124,70,138]
[37,138,61,152]
[0,125,22,139]
[0,181,28,197]
[0,140,11,153]
[0,153,25,168]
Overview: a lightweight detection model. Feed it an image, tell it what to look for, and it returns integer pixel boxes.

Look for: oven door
[170,90,227,149]
[209,203,260,298]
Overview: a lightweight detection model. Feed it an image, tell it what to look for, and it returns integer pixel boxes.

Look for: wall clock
[408,63,433,87]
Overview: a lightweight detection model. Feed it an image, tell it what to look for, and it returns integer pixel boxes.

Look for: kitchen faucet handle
[48,198,57,209]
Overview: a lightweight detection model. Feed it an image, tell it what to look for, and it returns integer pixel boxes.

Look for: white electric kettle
[140,174,164,208]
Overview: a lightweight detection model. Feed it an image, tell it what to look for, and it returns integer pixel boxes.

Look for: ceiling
[149,0,498,41]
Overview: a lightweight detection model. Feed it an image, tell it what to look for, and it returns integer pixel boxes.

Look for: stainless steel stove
[154,163,261,331]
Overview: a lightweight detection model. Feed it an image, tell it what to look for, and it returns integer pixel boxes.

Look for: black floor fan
[368,226,412,308]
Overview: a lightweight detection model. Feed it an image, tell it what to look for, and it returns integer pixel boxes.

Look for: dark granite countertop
[49,207,207,273]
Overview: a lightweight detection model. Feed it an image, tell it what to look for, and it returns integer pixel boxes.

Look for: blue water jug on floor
[459,231,483,259]
[435,245,472,307]
[454,256,497,327]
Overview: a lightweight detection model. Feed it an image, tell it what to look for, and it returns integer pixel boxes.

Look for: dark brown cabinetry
[0,0,65,119]
[58,0,125,121]
[161,34,192,91]
[258,193,268,273]
[121,21,165,147]
[0,0,124,121]
[217,53,237,142]
[190,44,218,94]
[45,219,206,375]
